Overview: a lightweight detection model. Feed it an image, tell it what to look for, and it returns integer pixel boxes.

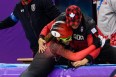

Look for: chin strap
[21,0,32,5]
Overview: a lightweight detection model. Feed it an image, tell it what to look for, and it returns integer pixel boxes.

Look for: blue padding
[10,12,18,22]
[92,64,116,66]
[0,63,30,68]
[55,65,68,69]
[0,63,116,68]
[55,64,116,68]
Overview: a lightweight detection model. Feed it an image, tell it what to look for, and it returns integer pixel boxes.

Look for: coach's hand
[71,58,89,67]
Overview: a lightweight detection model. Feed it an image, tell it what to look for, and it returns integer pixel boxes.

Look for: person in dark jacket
[0,0,60,56]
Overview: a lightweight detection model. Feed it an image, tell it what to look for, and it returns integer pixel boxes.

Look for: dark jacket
[0,0,60,52]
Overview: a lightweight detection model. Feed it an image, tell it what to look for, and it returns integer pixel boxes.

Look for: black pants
[19,49,70,77]
[20,51,55,77]
[95,40,116,64]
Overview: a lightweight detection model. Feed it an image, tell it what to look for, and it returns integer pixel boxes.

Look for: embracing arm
[51,34,101,61]
[85,33,101,63]
[38,20,55,53]
[56,44,96,61]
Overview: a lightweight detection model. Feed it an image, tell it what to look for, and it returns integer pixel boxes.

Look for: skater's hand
[38,38,47,53]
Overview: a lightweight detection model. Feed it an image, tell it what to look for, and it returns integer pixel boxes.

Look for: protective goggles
[59,36,72,42]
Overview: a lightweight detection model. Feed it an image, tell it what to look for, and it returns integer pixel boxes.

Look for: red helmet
[51,21,73,38]
[66,5,82,27]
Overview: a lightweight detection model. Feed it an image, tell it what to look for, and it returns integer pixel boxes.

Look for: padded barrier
[0,63,116,77]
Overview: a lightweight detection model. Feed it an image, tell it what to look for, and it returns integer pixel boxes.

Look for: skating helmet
[51,21,73,38]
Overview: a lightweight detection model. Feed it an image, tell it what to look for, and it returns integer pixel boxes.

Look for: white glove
[98,35,106,47]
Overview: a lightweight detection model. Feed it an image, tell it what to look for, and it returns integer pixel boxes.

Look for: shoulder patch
[31,4,36,11]
[91,28,97,34]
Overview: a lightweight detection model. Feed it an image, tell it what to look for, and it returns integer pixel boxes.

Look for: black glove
[93,36,101,48]
[85,55,93,64]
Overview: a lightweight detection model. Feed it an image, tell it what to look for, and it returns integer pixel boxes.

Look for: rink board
[0,63,116,77]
